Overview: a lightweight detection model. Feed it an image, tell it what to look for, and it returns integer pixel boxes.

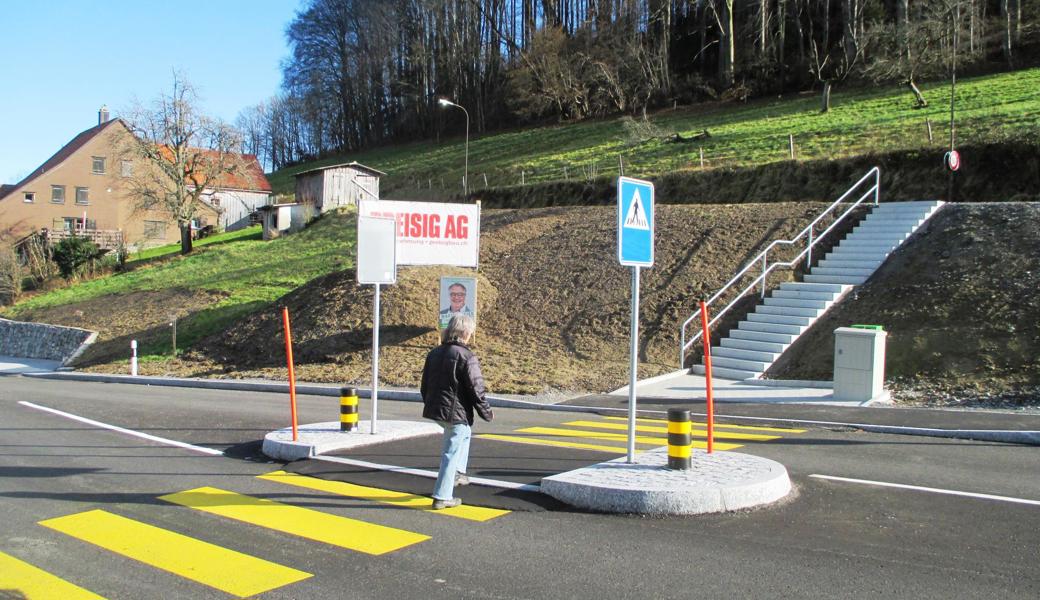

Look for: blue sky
[0,0,304,184]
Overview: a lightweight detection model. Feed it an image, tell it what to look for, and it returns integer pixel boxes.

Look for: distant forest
[234,0,1038,170]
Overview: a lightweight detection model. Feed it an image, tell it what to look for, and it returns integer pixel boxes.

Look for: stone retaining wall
[0,318,97,365]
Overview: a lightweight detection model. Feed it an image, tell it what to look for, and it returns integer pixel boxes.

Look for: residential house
[0,108,271,249]
[294,162,384,213]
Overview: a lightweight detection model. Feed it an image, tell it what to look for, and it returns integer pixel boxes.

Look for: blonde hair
[441,314,476,344]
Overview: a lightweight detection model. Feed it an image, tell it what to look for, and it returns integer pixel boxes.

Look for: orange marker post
[281,307,299,442]
[699,300,715,453]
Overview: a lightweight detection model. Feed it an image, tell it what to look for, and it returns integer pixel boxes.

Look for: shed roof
[294,161,386,178]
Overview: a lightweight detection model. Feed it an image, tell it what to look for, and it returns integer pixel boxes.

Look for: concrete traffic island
[262,420,442,461]
[540,447,792,515]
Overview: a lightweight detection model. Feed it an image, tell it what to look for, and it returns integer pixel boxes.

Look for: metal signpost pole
[627,265,640,463]
[617,176,654,465]
[372,283,380,435]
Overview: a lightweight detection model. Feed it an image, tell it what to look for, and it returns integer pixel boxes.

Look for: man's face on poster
[448,284,467,311]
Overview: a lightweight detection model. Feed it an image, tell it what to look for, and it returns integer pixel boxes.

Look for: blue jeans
[432,421,471,501]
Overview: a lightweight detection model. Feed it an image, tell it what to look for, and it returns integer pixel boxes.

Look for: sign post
[617,176,655,464]
[357,216,397,435]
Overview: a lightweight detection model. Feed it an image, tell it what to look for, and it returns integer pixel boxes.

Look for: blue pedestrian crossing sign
[617,176,654,267]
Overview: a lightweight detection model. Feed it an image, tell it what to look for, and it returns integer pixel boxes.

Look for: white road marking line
[18,401,223,456]
[314,455,541,492]
[809,474,1040,506]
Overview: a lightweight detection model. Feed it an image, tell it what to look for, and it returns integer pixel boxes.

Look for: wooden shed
[293,162,385,213]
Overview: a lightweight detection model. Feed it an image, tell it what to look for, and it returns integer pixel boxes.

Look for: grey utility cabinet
[833,327,887,402]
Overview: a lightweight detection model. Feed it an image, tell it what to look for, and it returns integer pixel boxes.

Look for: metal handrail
[679,167,881,369]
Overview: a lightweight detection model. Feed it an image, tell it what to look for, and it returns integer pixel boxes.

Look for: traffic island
[540,447,792,515]
[262,420,442,461]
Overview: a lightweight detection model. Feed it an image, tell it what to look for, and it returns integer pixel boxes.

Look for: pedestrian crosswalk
[478,414,806,454]
[8,471,511,599]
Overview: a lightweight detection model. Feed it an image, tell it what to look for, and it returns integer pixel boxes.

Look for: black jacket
[421,341,493,425]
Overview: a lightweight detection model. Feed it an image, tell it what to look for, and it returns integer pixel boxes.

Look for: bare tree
[119,72,245,255]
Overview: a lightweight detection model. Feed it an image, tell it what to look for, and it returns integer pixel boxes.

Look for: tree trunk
[821,80,832,113]
[718,0,735,88]
[1000,0,1013,67]
[907,78,927,108]
[179,223,193,255]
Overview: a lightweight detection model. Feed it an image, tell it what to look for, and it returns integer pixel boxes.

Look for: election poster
[438,276,477,329]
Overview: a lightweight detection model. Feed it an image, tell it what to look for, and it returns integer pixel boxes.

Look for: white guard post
[130,339,138,377]
[357,216,398,435]
[617,176,655,463]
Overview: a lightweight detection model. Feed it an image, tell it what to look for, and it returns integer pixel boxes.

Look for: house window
[92,156,106,174]
[23,192,34,203]
[143,220,166,239]
[75,187,90,205]
[51,185,65,204]
[121,160,133,177]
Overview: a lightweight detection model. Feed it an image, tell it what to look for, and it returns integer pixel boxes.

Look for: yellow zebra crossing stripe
[38,510,310,598]
[602,415,806,434]
[515,426,743,451]
[159,487,429,555]
[257,471,510,522]
[561,420,781,441]
[478,432,634,453]
[0,549,106,600]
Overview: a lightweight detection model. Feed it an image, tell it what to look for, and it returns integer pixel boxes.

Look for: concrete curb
[541,447,792,515]
[262,420,443,461]
[22,371,1040,446]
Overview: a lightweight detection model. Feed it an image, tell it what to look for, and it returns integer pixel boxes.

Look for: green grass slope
[4,214,357,359]
[268,68,1040,197]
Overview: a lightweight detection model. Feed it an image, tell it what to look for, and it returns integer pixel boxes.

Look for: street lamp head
[438,98,456,108]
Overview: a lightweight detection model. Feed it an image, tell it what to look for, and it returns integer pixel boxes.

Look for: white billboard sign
[359,199,480,267]
[357,216,397,284]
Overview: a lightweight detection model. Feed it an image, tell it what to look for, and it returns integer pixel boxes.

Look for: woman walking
[421,314,493,509]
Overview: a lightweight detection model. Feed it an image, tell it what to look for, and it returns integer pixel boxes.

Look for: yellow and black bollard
[667,408,692,470]
[340,387,359,432]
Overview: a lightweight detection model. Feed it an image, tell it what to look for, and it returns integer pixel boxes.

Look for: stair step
[722,337,786,353]
[809,266,875,278]
[756,304,821,318]
[739,320,805,335]
[838,240,899,249]
[804,274,868,285]
[825,250,890,262]
[749,312,813,326]
[863,216,925,225]
[764,297,831,310]
[816,258,882,269]
[848,230,911,240]
[772,289,840,301]
[711,355,771,372]
[730,329,798,345]
[780,281,849,294]
[690,364,760,380]
[713,346,780,363]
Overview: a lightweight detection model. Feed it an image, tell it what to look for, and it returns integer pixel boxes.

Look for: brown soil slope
[185,203,833,393]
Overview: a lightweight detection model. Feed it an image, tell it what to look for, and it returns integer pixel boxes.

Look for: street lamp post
[438,98,469,196]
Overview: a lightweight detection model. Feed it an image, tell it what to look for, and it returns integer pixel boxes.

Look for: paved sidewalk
[0,356,62,374]
[612,370,873,406]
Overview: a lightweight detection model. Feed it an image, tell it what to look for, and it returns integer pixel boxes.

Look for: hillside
[266,69,1040,202]
[16,201,1033,409]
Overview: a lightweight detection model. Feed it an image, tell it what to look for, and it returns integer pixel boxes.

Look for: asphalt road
[1,376,1038,599]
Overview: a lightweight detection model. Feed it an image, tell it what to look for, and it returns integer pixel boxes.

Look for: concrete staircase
[691,200,944,381]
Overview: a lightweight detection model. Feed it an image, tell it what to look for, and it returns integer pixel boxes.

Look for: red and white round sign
[945,150,961,172]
